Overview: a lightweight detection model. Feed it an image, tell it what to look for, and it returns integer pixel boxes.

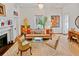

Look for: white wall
[19,4,63,33]
[18,3,79,33]
[1,3,79,34]
[5,3,21,35]
[62,4,79,31]
[0,3,21,42]
[3,3,15,17]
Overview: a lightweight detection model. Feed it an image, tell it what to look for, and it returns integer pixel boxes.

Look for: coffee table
[32,37,43,43]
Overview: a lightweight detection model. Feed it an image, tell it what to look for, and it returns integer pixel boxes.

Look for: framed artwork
[36,15,43,25]
[36,15,43,29]
[36,15,47,29]
[75,16,79,28]
[51,15,60,28]
[0,3,6,16]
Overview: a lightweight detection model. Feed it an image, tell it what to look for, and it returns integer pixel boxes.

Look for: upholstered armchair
[16,35,32,56]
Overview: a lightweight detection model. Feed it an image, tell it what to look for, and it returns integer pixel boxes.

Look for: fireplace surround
[0,33,7,48]
[0,25,13,44]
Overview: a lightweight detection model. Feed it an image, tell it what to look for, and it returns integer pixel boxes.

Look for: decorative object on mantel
[8,20,11,25]
[0,3,6,16]
[0,18,13,28]
[75,16,79,29]
[13,10,18,16]
[1,21,4,26]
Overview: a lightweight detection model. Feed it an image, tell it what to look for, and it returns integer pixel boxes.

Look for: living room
[0,3,79,56]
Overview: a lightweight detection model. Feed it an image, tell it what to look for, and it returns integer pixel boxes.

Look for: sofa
[21,25,52,40]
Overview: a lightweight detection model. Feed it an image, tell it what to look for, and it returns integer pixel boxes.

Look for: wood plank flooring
[0,43,14,56]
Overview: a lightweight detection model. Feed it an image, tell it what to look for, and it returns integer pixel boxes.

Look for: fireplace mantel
[0,25,13,29]
[0,25,13,44]
[0,25,13,32]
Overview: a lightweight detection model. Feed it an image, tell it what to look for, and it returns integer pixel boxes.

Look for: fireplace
[0,34,7,48]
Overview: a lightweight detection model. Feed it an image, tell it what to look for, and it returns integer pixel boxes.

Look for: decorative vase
[8,20,10,25]
[1,21,4,26]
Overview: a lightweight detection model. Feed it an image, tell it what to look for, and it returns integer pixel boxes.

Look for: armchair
[16,35,32,56]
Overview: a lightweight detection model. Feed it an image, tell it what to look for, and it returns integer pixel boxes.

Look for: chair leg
[20,51,22,56]
[17,49,19,54]
[30,47,32,55]
[54,36,60,50]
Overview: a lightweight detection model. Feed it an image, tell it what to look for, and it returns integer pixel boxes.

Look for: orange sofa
[21,25,52,39]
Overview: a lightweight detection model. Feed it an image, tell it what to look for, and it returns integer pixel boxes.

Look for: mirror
[75,16,79,28]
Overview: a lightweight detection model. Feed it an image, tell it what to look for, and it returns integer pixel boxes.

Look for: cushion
[22,39,29,46]
[77,32,79,35]
[27,29,31,34]
[46,40,56,46]
[46,35,59,46]
[20,35,29,46]
[45,29,50,34]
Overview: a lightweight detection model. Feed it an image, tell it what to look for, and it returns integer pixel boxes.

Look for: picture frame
[36,15,43,25]
[51,15,60,28]
[0,3,6,16]
[36,15,47,29]
[36,15,43,29]
[75,16,79,29]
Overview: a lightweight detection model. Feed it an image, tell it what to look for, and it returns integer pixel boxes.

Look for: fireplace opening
[0,34,7,48]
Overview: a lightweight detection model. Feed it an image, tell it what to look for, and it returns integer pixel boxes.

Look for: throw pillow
[47,40,56,46]
[27,28,31,34]
[45,29,50,34]
[20,35,29,46]
[22,39,29,46]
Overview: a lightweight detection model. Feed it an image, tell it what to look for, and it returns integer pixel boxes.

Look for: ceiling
[14,3,79,9]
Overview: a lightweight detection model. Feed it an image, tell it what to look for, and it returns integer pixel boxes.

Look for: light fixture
[38,4,44,9]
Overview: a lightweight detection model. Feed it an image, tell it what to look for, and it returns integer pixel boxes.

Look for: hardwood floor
[3,34,79,56]
[0,43,14,56]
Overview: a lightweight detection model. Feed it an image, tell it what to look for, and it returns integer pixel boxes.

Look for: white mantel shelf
[0,25,13,29]
[0,25,13,33]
